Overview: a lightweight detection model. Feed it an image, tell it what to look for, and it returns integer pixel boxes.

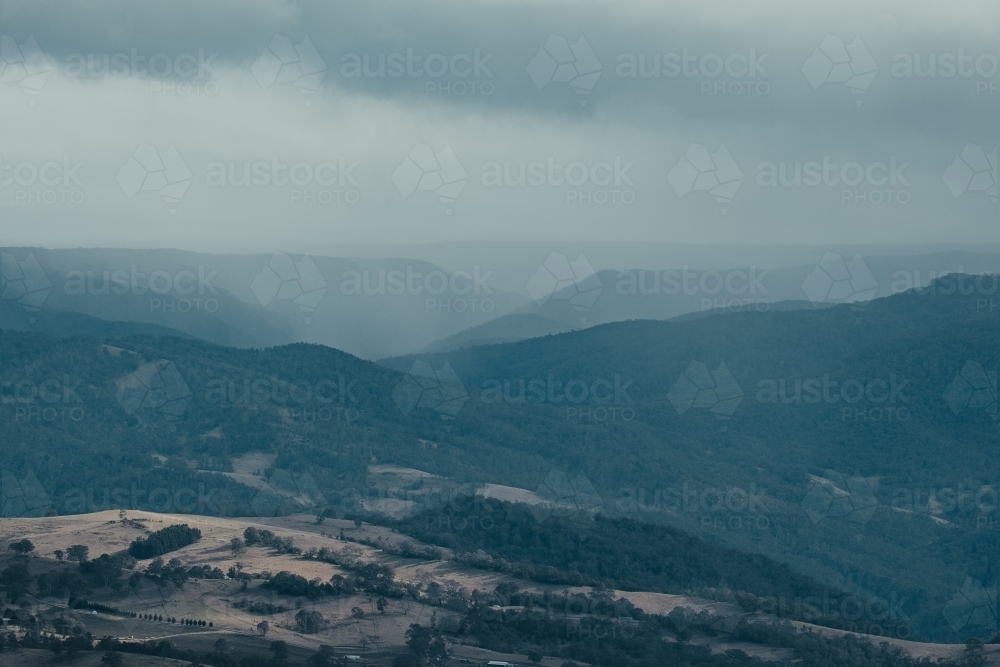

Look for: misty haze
[0,2,998,667]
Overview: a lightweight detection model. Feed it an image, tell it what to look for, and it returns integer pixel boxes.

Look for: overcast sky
[0,0,997,254]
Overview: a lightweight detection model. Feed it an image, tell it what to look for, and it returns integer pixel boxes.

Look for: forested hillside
[0,275,997,640]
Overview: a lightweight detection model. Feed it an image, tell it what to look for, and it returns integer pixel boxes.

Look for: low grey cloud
[0,0,996,251]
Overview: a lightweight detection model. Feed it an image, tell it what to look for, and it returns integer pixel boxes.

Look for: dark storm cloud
[5,0,997,130]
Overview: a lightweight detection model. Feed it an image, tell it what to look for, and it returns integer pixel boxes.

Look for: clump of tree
[128,524,201,559]
[66,544,89,563]
[232,598,288,614]
[307,645,337,667]
[79,552,135,591]
[0,559,31,602]
[392,624,447,667]
[303,548,406,597]
[242,527,299,554]
[263,571,336,600]
[265,560,406,602]
[101,651,123,666]
[37,568,88,598]
[187,564,225,579]
[8,539,34,556]
[295,609,326,634]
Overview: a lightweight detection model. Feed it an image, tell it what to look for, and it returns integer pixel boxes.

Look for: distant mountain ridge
[5,247,998,358]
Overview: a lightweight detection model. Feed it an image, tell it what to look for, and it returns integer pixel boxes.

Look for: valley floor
[0,511,996,665]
